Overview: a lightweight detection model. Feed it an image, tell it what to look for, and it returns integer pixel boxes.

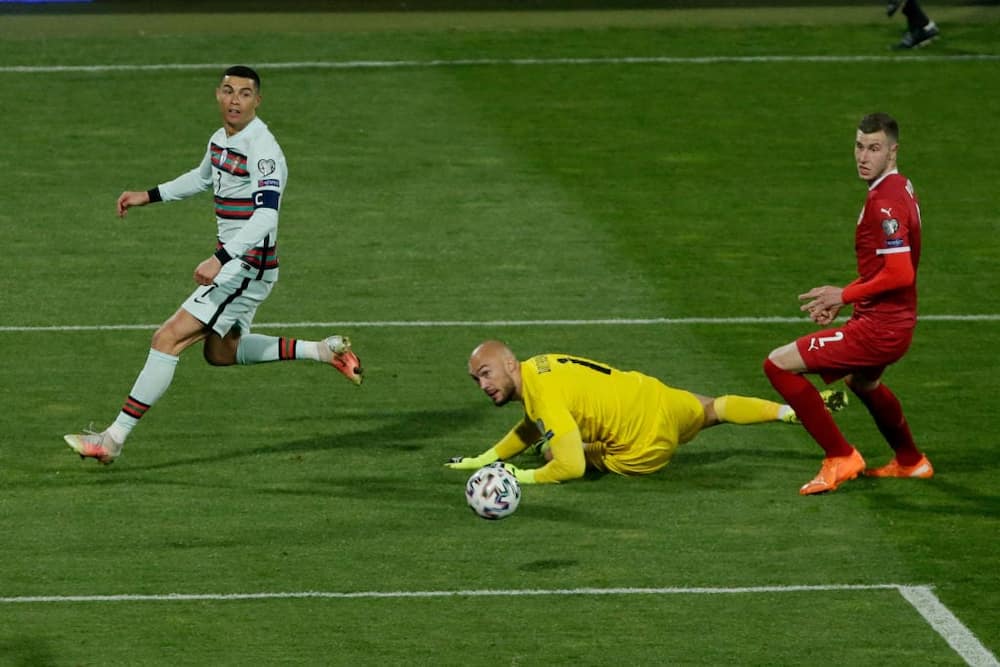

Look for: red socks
[764,359,854,458]
[849,383,922,466]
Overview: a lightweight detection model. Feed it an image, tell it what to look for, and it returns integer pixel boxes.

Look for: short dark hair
[858,112,898,144]
[222,65,260,91]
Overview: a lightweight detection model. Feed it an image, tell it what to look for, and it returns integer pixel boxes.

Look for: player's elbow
[560,457,587,481]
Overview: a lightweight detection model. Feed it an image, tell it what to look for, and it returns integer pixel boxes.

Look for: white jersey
[157,116,286,282]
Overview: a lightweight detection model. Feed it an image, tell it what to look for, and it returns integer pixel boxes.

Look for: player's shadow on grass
[0,639,57,667]
[864,478,1000,517]
[518,558,580,573]
[677,444,817,475]
[66,405,488,475]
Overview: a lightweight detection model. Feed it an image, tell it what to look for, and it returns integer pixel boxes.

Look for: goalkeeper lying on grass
[446,340,845,484]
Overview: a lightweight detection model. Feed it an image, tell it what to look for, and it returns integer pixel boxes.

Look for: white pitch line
[0,583,908,604]
[6,583,993,664]
[899,586,999,667]
[1,54,999,74]
[0,313,998,333]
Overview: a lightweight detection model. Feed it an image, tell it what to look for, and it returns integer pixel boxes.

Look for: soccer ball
[466,463,521,520]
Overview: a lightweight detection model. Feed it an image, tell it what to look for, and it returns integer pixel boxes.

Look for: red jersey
[852,171,921,327]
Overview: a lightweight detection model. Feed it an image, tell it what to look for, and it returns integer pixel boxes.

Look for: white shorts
[181,261,275,337]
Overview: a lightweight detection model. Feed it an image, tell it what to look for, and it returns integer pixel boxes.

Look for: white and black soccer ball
[466,463,521,520]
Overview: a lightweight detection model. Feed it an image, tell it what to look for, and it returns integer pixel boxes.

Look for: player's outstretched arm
[445,447,500,470]
[446,417,541,470]
[506,430,587,485]
[117,190,151,218]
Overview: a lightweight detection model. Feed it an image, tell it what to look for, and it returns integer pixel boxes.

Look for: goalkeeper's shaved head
[470,340,515,364]
[469,340,521,406]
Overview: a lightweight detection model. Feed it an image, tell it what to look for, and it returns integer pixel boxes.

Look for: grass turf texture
[1,8,998,666]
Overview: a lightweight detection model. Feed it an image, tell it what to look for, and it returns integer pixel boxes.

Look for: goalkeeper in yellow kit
[446,340,846,484]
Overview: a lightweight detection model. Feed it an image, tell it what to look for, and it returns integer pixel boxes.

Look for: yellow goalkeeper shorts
[584,384,705,476]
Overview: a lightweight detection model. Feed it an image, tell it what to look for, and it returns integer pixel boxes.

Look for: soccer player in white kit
[64,66,362,465]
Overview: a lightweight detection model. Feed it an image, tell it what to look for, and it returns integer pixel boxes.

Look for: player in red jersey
[764,112,933,495]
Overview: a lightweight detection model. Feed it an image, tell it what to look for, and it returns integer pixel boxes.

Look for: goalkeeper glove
[444,447,499,470]
[503,463,538,485]
[524,438,551,458]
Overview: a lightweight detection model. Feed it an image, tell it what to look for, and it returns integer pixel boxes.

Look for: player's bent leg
[152,308,210,357]
[232,332,363,385]
[712,395,786,425]
[588,440,674,476]
[846,374,931,478]
[764,344,861,494]
[204,330,241,366]
[766,341,809,373]
[763,358,854,458]
[63,310,199,462]
[781,389,849,424]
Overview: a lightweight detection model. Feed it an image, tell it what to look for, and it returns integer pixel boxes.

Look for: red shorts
[796,317,913,384]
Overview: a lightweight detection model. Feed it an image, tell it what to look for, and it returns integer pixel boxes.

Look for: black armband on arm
[213,247,234,265]
[146,187,163,203]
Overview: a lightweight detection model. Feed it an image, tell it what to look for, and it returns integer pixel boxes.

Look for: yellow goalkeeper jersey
[493,354,705,483]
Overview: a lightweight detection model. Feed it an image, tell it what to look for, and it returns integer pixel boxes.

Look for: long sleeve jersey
[157,116,287,281]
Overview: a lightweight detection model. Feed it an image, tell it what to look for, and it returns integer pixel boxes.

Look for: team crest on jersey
[533,355,551,374]
[881,218,899,236]
[258,159,276,176]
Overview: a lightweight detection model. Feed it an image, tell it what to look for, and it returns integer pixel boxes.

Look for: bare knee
[151,310,208,357]
[151,323,185,355]
[150,326,170,351]
[766,342,805,372]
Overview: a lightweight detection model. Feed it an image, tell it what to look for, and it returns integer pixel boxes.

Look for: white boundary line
[1,313,997,333]
[899,586,1000,667]
[2,54,999,74]
[0,583,904,603]
[1,584,994,665]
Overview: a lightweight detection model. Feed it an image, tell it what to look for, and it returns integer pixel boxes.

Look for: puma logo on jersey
[880,207,893,216]
[808,331,844,351]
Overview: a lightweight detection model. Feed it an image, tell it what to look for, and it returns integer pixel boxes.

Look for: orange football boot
[864,454,934,479]
[799,448,866,495]
[325,335,363,386]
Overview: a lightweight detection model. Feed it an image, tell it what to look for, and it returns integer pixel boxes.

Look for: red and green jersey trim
[216,241,279,270]
[210,143,249,177]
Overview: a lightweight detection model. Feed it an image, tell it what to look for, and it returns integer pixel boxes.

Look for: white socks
[108,348,179,444]
[236,334,323,364]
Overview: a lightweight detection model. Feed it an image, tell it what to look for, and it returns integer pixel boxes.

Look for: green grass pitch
[1,6,998,665]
